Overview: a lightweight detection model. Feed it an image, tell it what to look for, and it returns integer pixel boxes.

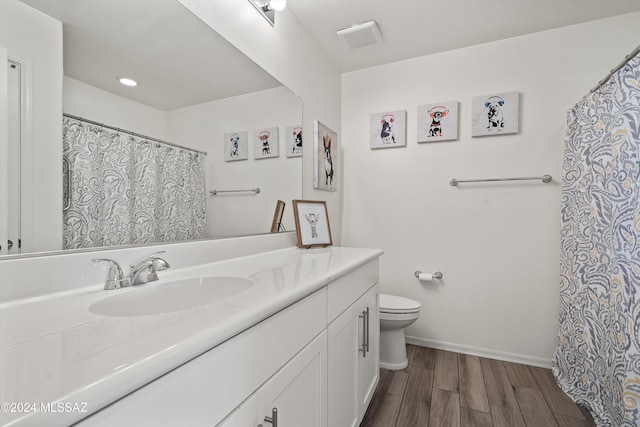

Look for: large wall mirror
[0,0,302,258]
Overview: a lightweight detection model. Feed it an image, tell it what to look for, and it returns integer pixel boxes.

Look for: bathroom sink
[89,276,255,316]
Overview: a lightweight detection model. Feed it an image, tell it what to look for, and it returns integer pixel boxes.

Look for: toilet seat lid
[379,293,421,313]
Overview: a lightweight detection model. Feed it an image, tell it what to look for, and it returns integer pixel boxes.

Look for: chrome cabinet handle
[364,306,370,354]
[359,308,368,357]
[264,407,278,427]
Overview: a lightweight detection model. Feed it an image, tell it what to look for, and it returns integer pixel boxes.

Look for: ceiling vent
[337,21,383,49]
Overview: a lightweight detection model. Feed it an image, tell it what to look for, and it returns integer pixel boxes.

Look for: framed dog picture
[224,131,248,161]
[313,120,337,192]
[285,125,303,158]
[253,127,279,159]
[370,110,406,149]
[417,101,458,143]
[471,91,519,137]
[292,200,333,248]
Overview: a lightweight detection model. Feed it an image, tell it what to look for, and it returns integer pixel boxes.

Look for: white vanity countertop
[0,246,382,427]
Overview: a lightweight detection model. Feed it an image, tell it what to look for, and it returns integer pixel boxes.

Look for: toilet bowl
[379,293,421,370]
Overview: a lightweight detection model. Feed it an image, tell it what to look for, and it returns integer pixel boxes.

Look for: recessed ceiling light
[118,76,138,87]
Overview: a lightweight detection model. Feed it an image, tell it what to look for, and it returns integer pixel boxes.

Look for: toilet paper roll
[417,273,434,281]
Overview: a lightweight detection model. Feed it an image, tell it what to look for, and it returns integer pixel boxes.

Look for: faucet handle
[147,251,171,271]
[92,258,131,290]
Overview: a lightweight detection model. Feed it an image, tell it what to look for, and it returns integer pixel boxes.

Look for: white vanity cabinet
[327,260,380,427]
[64,253,381,427]
[218,331,327,427]
[77,289,327,427]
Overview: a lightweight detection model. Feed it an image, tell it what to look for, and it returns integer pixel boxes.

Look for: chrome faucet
[91,258,131,290]
[128,251,171,285]
[92,251,170,290]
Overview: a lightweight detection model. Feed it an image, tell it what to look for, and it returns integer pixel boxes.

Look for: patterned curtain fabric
[63,117,207,249]
[553,52,640,426]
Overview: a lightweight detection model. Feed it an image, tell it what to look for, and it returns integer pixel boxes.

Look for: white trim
[0,47,8,255]
[379,360,407,370]
[9,54,33,254]
[405,335,553,369]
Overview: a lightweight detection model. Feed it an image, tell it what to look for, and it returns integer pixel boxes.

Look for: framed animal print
[286,125,303,158]
[253,126,279,159]
[224,131,248,161]
[313,120,337,191]
[292,200,333,248]
[471,91,519,137]
[370,110,406,149]
[417,101,458,143]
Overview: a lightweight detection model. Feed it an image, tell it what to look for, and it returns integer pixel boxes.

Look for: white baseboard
[405,335,553,369]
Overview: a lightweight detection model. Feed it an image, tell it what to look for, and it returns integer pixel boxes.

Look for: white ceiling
[286,0,640,72]
[19,0,640,110]
[21,0,283,111]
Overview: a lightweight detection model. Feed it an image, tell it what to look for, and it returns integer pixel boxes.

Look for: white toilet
[379,293,421,370]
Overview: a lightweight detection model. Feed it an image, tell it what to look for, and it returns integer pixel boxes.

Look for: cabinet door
[327,296,361,427]
[328,284,379,427]
[258,331,327,427]
[357,287,379,421]
[216,394,257,427]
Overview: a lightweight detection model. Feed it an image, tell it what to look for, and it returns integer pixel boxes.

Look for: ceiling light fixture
[117,76,138,87]
[247,0,286,26]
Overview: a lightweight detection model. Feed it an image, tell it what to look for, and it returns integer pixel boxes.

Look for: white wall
[0,0,63,253]
[178,0,343,243]
[341,12,640,366]
[165,87,302,237]
[63,77,166,139]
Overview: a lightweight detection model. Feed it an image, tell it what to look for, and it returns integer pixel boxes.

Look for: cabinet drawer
[327,259,378,323]
[78,288,327,427]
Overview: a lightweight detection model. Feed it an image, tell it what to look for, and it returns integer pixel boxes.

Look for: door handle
[63,157,72,211]
[7,240,13,250]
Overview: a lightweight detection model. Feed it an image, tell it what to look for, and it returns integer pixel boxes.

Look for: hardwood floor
[361,345,596,427]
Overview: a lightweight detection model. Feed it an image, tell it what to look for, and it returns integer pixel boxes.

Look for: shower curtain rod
[63,113,208,156]
[590,44,640,93]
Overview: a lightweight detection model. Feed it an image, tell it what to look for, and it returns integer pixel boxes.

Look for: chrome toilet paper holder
[414,271,443,279]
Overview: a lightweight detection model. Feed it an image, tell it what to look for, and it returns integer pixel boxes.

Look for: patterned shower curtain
[62,117,207,249]
[553,52,640,426]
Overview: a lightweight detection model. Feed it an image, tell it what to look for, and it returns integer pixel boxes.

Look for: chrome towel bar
[209,188,261,196]
[449,174,552,186]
